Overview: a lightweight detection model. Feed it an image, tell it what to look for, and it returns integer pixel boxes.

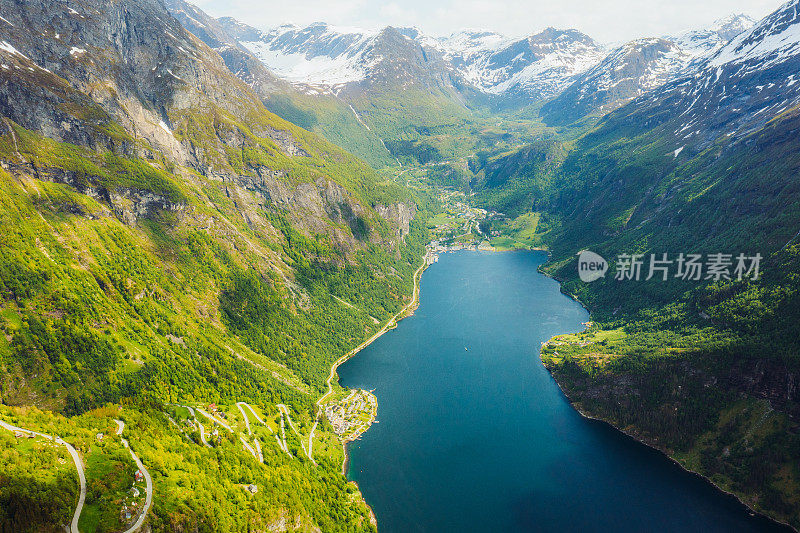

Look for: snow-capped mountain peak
[204,7,763,107]
[673,13,757,56]
[610,0,800,150]
[710,0,800,69]
[709,13,758,40]
[219,19,606,99]
[437,29,511,59]
[439,27,604,97]
[540,37,689,124]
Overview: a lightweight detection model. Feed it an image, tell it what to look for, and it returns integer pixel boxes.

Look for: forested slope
[0,0,428,530]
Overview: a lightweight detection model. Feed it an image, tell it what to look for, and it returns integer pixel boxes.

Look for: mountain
[114,5,763,144]
[672,13,757,56]
[227,22,382,89]
[223,20,471,97]
[472,1,800,527]
[166,6,751,165]
[1,0,798,528]
[198,18,607,101]
[203,17,614,164]
[0,0,426,529]
[163,0,400,168]
[541,38,689,125]
[609,2,800,154]
[162,0,288,96]
[541,14,757,126]
[439,27,606,99]
[213,18,494,165]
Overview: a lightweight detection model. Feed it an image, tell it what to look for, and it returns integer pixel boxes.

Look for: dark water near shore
[338,250,788,532]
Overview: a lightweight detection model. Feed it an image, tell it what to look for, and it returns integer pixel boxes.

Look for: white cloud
[192,0,783,42]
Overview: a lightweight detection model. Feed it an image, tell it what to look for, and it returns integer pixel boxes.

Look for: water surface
[338,250,786,532]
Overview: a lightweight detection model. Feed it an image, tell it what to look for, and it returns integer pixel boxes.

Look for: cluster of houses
[208,404,228,420]
[424,246,440,265]
[430,240,487,252]
[324,390,377,438]
[120,469,146,524]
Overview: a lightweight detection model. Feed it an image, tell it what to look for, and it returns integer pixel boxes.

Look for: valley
[0,0,798,531]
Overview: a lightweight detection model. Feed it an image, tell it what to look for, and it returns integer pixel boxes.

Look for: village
[426,190,505,253]
[324,389,378,443]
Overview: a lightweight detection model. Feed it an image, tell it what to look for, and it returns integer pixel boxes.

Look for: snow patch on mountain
[709,2,800,69]
[242,40,370,84]
[583,38,689,95]
[238,22,379,85]
[439,28,605,96]
[437,29,510,59]
[673,13,757,57]
[210,11,761,104]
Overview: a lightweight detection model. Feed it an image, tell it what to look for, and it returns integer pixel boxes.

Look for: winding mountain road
[239,436,259,461]
[170,404,211,447]
[196,408,233,433]
[115,420,152,533]
[236,403,252,435]
[0,418,86,533]
[254,438,263,463]
[277,404,314,463]
[236,403,266,463]
[236,402,268,427]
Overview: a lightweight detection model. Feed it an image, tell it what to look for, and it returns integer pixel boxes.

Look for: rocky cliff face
[375,202,415,242]
[4,160,186,225]
[0,0,415,249]
[162,0,291,101]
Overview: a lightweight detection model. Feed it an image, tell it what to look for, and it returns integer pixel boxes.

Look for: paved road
[254,438,263,463]
[309,259,426,466]
[236,402,270,431]
[235,404,267,463]
[196,408,232,432]
[236,403,252,435]
[169,404,211,447]
[274,434,287,455]
[196,419,211,447]
[277,404,314,463]
[114,419,152,533]
[0,418,86,533]
[239,436,259,460]
[308,419,318,459]
[279,413,289,454]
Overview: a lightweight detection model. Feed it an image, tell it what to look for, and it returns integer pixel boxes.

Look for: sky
[191,0,785,42]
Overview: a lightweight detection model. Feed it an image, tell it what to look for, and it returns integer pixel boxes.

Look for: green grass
[491,212,545,249]
[427,213,458,228]
[508,212,541,240]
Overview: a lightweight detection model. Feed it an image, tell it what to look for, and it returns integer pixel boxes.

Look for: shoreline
[313,256,428,476]
[545,373,797,532]
[534,260,798,532]
[330,246,793,531]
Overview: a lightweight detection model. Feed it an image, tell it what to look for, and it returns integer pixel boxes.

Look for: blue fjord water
[337,250,787,532]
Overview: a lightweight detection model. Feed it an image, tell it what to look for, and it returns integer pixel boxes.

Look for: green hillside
[0,0,430,530]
